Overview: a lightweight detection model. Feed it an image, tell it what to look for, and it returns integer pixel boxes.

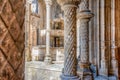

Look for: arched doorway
[25,0,64,80]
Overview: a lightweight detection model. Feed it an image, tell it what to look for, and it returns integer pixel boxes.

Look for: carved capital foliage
[79,0,89,11]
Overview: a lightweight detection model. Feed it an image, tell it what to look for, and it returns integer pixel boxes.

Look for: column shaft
[63,6,77,76]
[56,0,80,79]
[99,0,108,76]
[78,0,93,79]
[44,0,52,64]
[26,3,32,61]
[110,0,118,76]
[32,29,37,46]
[25,3,32,61]
[80,19,89,64]
[77,19,81,61]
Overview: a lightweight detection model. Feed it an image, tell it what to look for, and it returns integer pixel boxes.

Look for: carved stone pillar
[110,0,118,76]
[57,0,80,79]
[99,0,108,76]
[77,0,93,79]
[44,0,52,64]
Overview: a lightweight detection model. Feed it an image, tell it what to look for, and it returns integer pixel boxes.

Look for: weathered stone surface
[0,50,7,71]
[0,63,15,80]
[0,0,25,80]
[0,33,14,55]
[8,18,21,40]
[15,7,25,27]
[0,1,15,28]
[9,0,24,12]
[0,0,7,13]
[0,19,7,41]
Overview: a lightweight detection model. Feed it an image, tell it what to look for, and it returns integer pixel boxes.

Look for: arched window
[31,0,38,13]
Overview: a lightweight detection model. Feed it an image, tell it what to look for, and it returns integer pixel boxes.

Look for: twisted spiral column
[57,0,80,79]
[77,0,93,79]
[63,6,77,76]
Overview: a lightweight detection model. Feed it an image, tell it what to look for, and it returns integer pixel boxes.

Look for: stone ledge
[26,61,63,71]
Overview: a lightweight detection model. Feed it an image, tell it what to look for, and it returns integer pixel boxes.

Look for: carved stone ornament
[57,0,81,80]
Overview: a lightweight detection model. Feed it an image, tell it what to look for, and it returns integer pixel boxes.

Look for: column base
[110,59,118,76]
[78,69,93,80]
[61,74,80,80]
[25,48,32,61]
[99,68,108,77]
[100,60,108,77]
[44,56,52,64]
[78,63,93,80]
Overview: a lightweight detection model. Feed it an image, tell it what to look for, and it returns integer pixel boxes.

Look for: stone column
[96,0,100,74]
[110,0,118,76]
[57,0,80,79]
[99,0,108,76]
[32,27,37,46]
[44,0,52,64]
[77,19,81,61]
[77,0,93,79]
[25,1,32,61]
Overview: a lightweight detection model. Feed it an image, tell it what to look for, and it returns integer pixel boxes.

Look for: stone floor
[25,61,63,80]
[25,62,118,80]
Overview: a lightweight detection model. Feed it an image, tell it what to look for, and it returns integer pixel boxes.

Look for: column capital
[77,0,93,19]
[57,0,80,8]
[45,0,52,5]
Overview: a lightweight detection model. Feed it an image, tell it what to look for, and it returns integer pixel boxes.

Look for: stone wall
[115,0,120,79]
[88,0,119,78]
[0,0,25,80]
